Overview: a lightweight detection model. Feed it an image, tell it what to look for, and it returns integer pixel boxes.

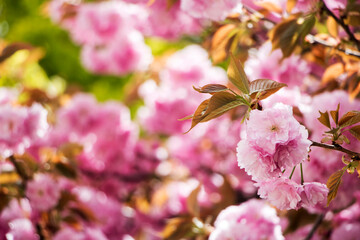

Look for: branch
[310,140,360,160]
[306,34,360,58]
[304,213,325,240]
[321,1,360,51]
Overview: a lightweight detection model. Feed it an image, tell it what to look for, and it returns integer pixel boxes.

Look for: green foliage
[2,0,129,101]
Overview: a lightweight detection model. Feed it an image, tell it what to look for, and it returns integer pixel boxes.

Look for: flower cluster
[209,199,284,240]
[237,103,328,210]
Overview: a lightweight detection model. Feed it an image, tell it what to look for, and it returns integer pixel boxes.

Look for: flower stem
[289,166,296,179]
[310,140,360,160]
[300,163,304,185]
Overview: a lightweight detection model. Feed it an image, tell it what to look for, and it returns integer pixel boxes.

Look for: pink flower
[256,177,303,210]
[180,0,239,21]
[245,42,311,88]
[237,103,311,180]
[53,226,108,240]
[143,0,202,39]
[70,1,147,45]
[25,173,61,212]
[80,31,152,75]
[209,199,284,240]
[0,103,48,158]
[331,222,360,240]
[6,218,39,240]
[300,182,328,208]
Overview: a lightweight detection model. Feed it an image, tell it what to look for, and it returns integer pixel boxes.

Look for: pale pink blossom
[71,1,147,45]
[331,222,360,240]
[245,42,311,88]
[256,177,303,210]
[180,0,239,21]
[0,103,48,158]
[25,173,61,211]
[210,199,284,240]
[80,31,152,75]
[300,182,328,208]
[53,226,108,240]
[143,0,202,39]
[237,104,311,180]
[6,218,39,240]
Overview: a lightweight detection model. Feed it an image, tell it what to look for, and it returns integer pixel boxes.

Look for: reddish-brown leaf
[349,125,360,140]
[339,111,360,128]
[317,111,331,129]
[193,84,228,94]
[227,53,250,94]
[249,79,287,100]
[327,168,346,206]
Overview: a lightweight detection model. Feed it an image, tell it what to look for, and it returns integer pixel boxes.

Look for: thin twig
[304,213,325,240]
[289,166,296,179]
[306,34,360,58]
[321,0,360,51]
[310,140,360,160]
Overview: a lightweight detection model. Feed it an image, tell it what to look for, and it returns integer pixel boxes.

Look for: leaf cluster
[182,53,287,132]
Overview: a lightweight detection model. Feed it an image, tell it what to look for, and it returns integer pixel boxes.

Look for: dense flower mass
[237,103,311,181]
[2,0,360,239]
[25,173,61,211]
[0,102,48,159]
[209,199,284,240]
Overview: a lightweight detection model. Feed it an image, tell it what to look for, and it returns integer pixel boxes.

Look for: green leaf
[193,84,228,94]
[269,14,315,57]
[185,92,248,132]
[327,167,347,206]
[186,184,201,218]
[317,111,331,129]
[201,92,248,122]
[330,103,340,126]
[185,99,210,133]
[349,125,360,140]
[249,79,287,100]
[227,53,250,94]
[339,111,360,128]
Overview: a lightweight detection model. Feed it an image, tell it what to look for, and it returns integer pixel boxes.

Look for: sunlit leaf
[186,184,201,218]
[327,168,346,206]
[327,16,339,37]
[185,99,210,133]
[201,92,248,122]
[349,125,360,140]
[9,154,38,181]
[0,42,33,63]
[330,104,340,126]
[269,14,315,57]
[161,216,193,240]
[344,11,360,26]
[193,84,228,94]
[321,63,345,84]
[317,111,331,129]
[185,92,248,132]
[211,24,237,64]
[227,53,250,94]
[339,111,360,128]
[249,79,287,100]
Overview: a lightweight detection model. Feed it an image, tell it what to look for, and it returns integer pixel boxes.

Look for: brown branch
[306,34,360,58]
[304,213,325,240]
[310,141,360,160]
[321,0,360,51]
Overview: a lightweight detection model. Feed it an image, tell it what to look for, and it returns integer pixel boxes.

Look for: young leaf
[193,84,228,94]
[211,24,237,64]
[186,184,201,218]
[269,14,315,57]
[330,104,340,125]
[200,92,248,122]
[185,99,210,133]
[349,125,360,140]
[185,92,248,132]
[227,53,250,94]
[317,111,331,129]
[161,217,193,240]
[249,79,287,100]
[339,111,360,128]
[327,167,347,206]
